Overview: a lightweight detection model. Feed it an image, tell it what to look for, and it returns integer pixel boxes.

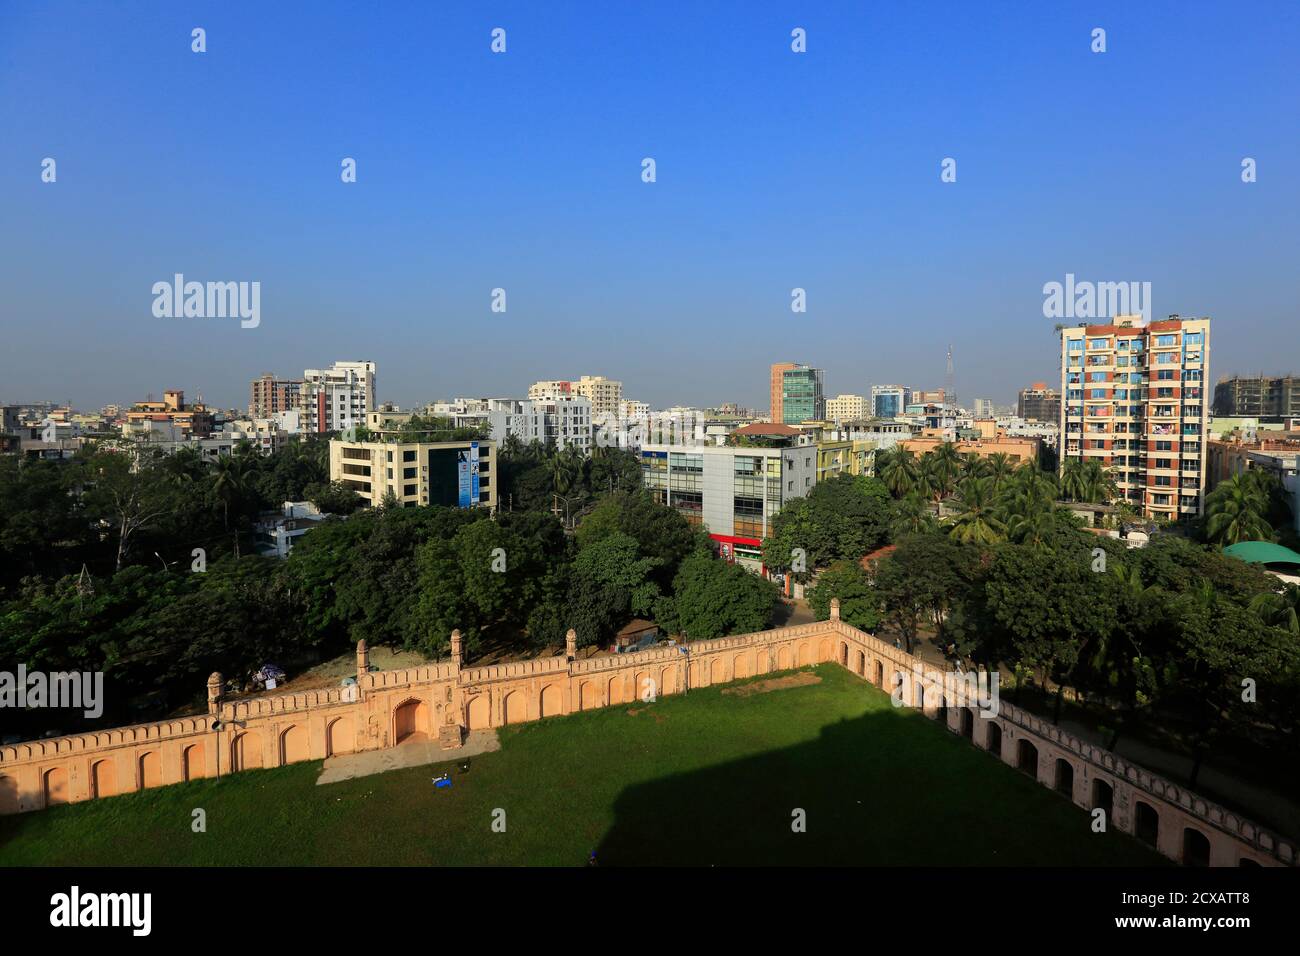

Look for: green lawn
[0,665,1165,866]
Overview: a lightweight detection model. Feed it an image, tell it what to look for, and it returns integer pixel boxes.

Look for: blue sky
[2,1,1297,412]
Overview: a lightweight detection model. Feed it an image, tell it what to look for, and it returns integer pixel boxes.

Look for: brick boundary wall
[1,604,1293,866]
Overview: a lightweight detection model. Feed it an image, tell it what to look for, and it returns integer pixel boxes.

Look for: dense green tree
[807,559,881,631]
[671,551,778,640]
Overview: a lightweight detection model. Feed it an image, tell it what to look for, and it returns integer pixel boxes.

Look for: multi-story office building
[973,398,995,418]
[640,425,817,570]
[780,366,824,425]
[249,373,303,418]
[825,394,867,423]
[486,397,592,451]
[1018,382,1061,423]
[871,385,911,419]
[330,437,496,510]
[1059,314,1210,522]
[1213,374,1300,420]
[769,362,797,423]
[302,361,376,434]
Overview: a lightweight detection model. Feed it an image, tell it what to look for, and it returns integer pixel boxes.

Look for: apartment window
[1156,334,1177,346]
[1068,339,1083,351]
[404,467,417,479]
[403,449,416,462]
[1088,338,1110,349]
[1184,332,1203,345]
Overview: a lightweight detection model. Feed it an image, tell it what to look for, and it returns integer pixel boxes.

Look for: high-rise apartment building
[528,377,622,416]
[1059,314,1210,522]
[871,385,911,419]
[780,366,824,424]
[572,375,622,416]
[1018,382,1061,423]
[768,363,797,423]
[825,394,868,422]
[973,398,995,418]
[249,373,303,418]
[302,361,376,434]
[1212,374,1300,420]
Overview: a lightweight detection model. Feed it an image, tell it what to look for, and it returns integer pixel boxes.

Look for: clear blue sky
[2,1,1297,412]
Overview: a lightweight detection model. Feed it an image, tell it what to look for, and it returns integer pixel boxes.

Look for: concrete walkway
[316,729,501,786]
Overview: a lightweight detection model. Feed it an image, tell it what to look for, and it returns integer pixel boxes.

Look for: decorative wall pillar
[207,672,223,716]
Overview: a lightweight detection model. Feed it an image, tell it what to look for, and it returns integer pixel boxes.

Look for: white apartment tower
[302,361,377,434]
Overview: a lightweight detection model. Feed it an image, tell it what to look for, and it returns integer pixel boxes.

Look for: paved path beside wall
[316,730,500,785]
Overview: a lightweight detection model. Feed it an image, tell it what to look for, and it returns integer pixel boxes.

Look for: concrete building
[1018,382,1061,423]
[972,398,995,418]
[486,397,592,451]
[249,373,303,419]
[125,389,214,438]
[901,434,1041,467]
[640,432,817,570]
[1213,374,1300,420]
[527,380,573,401]
[572,376,622,417]
[871,385,911,420]
[1059,314,1210,522]
[330,437,495,510]
[768,362,797,424]
[302,361,376,435]
[255,501,331,559]
[825,394,868,423]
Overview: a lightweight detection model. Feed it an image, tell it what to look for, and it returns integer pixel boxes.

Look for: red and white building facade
[1059,315,1210,522]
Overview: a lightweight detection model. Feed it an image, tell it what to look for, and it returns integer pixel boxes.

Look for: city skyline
[3,3,1297,410]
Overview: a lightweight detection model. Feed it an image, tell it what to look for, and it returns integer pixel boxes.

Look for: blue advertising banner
[457,448,471,508]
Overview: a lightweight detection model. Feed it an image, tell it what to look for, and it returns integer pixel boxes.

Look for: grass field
[0,665,1165,866]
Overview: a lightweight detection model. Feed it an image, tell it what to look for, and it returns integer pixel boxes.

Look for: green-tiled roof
[1223,541,1300,566]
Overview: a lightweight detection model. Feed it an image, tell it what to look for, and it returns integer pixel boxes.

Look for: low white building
[255,501,331,559]
[487,397,592,451]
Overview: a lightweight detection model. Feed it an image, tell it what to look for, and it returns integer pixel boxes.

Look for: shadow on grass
[595,706,1168,867]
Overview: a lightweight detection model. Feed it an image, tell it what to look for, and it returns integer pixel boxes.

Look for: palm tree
[163,446,206,485]
[948,477,1005,545]
[984,452,1016,494]
[891,492,934,536]
[1060,458,1087,502]
[930,442,962,497]
[1250,584,1300,635]
[914,453,945,503]
[877,447,918,497]
[1204,474,1272,545]
[211,455,254,555]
